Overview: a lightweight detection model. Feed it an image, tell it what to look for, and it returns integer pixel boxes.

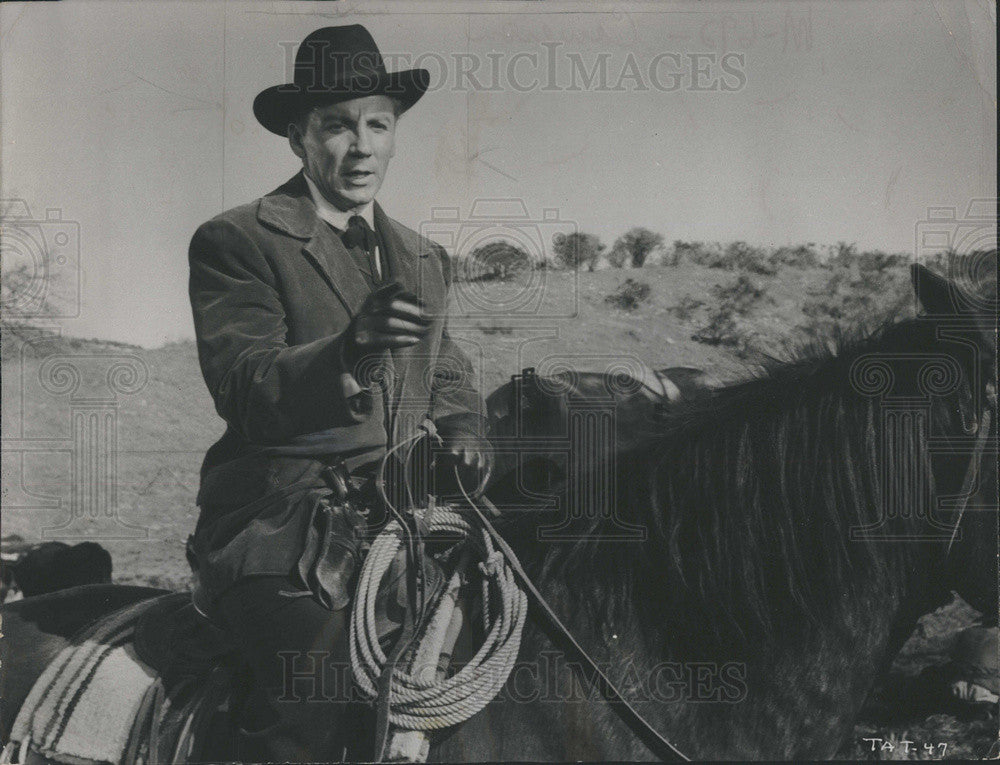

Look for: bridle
[370,421,691,762]
[945,385,996,559]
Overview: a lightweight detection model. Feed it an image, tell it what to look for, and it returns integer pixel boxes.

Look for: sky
[1,0,995,347]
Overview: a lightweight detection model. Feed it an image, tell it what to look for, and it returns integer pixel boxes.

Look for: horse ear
[911,263,962,317]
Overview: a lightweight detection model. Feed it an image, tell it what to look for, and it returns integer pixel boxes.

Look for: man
[186,25,491,760]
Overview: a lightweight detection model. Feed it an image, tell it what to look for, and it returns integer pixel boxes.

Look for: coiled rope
[348,427,528,731]
[350,423,690,762]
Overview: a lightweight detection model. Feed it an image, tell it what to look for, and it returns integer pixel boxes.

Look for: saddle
[3,572,445,765]
[3,593,235,765]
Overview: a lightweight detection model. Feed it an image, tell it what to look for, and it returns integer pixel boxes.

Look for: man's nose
[351,127,373,156]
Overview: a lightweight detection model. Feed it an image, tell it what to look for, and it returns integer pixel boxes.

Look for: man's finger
[370,281,405,301]
[380,300,432,324]
[369,334,424,349]
[356,328,425,348]
[370,316,432,335]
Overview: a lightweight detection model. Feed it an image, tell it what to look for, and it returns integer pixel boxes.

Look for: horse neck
[532,350,952,662]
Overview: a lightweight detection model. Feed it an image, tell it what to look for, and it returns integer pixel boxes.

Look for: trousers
[215,574,366,762]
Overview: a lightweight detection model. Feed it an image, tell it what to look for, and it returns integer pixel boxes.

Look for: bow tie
[342,215,377,255]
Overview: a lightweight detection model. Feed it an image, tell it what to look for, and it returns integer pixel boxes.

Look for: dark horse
[2,264,995,760]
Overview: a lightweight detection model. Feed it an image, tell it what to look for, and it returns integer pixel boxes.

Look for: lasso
[348,426,528,736]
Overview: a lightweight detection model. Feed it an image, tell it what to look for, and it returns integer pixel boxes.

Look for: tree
[611,228,665,268]
[468,240,531,282]
[551,232,605,271]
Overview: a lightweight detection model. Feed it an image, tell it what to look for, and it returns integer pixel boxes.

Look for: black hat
[253,25,429,136]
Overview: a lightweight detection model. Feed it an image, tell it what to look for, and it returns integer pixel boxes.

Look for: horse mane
[536,312,966,656]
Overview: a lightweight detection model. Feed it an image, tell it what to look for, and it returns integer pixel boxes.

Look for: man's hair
[289,97,403,135]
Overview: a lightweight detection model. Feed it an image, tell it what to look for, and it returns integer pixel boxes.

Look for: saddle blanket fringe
[3,596,169,765]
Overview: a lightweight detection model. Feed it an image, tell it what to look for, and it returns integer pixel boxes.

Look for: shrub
[673,240,709,265]
[727,241,779,275]
[773,244,819,269]
[610,228,665,268]
[857,250,904,273]
[710,274,769,315]
[691,307,759,358]
[828,241,858,269]
[467,241,531,281]
[607,242,630,268]
[605,278,652,311]
[666,294,705,321]
[552,232,605,271]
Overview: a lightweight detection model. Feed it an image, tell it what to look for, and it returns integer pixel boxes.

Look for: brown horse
[2,263,995,760]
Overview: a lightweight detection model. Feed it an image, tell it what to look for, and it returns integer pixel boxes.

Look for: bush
[610,228,665,268]
[828,241,858,269]
[691,307,758,358]
[710,274,769,315]
[467,241,531,281]
[857,250,904,273]
[773,244,819,269]
[607,242,630,268]
[666,294,705,321]
[672,240,716,266]
[727,241,779,275]
[605,278,652,311]
[552,232,605,271]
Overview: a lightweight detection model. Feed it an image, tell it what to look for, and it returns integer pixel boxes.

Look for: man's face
[289,95,398,211]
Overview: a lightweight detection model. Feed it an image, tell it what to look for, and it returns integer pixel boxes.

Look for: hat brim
[253,68,429,136]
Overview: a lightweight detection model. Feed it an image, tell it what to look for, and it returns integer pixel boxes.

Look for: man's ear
[288,122,306,160]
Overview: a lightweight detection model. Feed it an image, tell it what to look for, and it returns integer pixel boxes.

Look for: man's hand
[434,413,493,497]
[349,282,432,353]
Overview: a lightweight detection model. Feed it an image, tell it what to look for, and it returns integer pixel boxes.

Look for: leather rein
[371,423,691,762]
[371,388,992,763]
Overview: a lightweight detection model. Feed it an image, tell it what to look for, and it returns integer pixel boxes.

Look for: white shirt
[303,172,382,278]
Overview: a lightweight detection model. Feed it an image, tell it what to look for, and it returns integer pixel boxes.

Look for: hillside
[2,257,994,759]
[0,260,926,587]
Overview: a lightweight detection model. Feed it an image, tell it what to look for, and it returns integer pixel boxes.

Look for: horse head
[909,256,997,617]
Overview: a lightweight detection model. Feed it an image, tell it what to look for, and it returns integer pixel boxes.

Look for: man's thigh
[216,575,353,710]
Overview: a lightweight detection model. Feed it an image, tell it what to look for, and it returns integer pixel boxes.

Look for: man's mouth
[344,169,373,181]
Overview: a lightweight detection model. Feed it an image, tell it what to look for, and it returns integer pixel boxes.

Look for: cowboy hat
[253,25,430,136]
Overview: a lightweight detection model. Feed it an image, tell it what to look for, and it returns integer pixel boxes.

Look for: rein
[946,404,994,558]
[453,480,690,762]
[366,423,690,762]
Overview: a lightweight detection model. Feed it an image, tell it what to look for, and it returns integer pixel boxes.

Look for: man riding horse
[185,25,492,761]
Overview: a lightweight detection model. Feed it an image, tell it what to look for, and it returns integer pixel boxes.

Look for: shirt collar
[303,172,375,233]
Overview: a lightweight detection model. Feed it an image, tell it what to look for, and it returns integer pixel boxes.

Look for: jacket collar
[256,170,318,240]
[255,170,422,311]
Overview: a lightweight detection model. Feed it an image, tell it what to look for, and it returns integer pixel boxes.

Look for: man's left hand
[434,414,493,497]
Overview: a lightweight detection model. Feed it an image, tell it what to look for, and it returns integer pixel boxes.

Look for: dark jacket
[187,171,484,612]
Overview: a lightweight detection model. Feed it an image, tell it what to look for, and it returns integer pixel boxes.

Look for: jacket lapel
[374,202,419,293]
[256,171,370,316]
[373,203,435,444]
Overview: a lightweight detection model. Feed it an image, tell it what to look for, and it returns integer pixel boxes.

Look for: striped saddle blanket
[2,593,231,765]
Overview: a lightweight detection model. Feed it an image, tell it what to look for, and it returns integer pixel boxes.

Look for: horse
[2,263,995,761]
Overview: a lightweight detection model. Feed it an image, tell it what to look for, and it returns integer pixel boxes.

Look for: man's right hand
[348,282,432,353]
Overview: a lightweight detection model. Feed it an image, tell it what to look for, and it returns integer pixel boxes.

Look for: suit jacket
[187,170,484,612]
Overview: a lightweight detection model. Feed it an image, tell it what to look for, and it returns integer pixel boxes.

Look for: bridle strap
[454,477,690,762]
[946,405,993,558]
